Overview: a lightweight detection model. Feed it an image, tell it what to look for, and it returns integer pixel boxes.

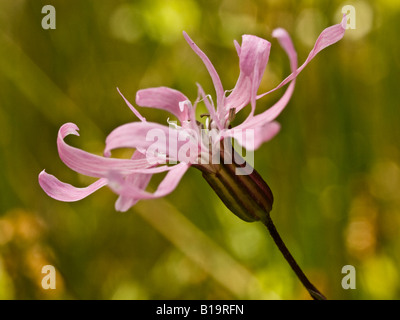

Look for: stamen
[224,108,236,128]
[167,117,181,129]
[205,94,214,108]
[228,108,236,122]
[196,120,204,129]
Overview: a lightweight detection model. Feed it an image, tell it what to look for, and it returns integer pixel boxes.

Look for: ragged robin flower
[39,16,346,216]
[39,16,346,300]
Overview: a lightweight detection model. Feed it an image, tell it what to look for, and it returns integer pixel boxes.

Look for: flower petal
[109,162,190,200]
[257,15,346,100]
[224,121,281,151]
[104,121,199,163]
[136,87,190,123]
[117,88,146,122]
[237,17,346,133]
[57,123,153,178]
[233,29,297,132]
[115,196,136,212]
[223,35,271,117]
[114,151,154,211]
[38,170,108,202]
[104,121,171,157]
[233,39,241,56]
[183,31,224,109]
[114,170,153,211]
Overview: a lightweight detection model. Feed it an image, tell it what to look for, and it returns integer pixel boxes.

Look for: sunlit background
[1,0,399,300]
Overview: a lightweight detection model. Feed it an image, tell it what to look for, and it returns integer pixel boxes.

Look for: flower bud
[195,144,273,222]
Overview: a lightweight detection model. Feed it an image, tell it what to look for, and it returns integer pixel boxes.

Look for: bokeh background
[1,0,399,300]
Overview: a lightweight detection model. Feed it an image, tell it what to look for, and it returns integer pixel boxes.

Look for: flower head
[39,16,346,213]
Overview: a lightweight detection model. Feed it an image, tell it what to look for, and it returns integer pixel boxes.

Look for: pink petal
[224,121,281,151]
[233,39,241,56]
[183,32,224,109]
[109,162,190,200]
[249,48,262,119]
[243,81,295,131]
[236,17,346,134]
[136,87,190,123]
[57,123,154,177]
[104,121,199,163]
[223,35,271,118]
[117,88,146,122]
[114,151,154,212]
[272,28,298,71]
[115,196,135,212]
[114,172,153,211]
[104,121,171,157]
[38,170,108,201]
[236,28,298,130]
[257,15,346,100]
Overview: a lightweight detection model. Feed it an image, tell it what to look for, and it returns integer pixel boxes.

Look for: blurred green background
[1,0,399,300]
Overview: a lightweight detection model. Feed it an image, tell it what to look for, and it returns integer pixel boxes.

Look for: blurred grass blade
[0,32,101,136]
[135,198,275,299]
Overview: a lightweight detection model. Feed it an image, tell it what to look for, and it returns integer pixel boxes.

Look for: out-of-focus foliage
[0,0,399,300]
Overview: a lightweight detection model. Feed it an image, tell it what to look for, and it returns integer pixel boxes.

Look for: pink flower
[39,17,346,212]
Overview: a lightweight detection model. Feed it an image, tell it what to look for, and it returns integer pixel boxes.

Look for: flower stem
[262,215,327,300]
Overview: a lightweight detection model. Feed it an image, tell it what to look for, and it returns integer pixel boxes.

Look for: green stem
[262,215,327,300]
